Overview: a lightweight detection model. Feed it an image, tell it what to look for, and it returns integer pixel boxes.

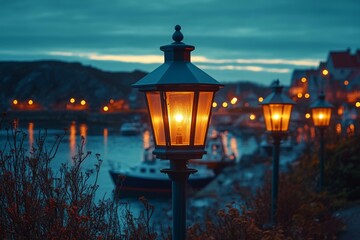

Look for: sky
[0,0,359,86]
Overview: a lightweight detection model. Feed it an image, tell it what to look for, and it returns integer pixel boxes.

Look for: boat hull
[109,170,214,198]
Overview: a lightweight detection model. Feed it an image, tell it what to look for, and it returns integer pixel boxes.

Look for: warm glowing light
[338,106,344,115]
[301,77,307,83]
[322,69,329,76]
[356,102,360,108]
[336,123,341,134]
[319,113,324,119]
[304,93,310,98]
[249,114,256,120]
[12,99,18,105]
[70,98,75,103]
[28,100,33,105]
[80,100,86,106]
[258,97,264,102]
[212,102,217,108]
[297,93,303,98]
[272,114,280,120]
[230,97,238,105]
[109,99,114,104]
[175,114,184,122]
[305,113,311,119]
[344,80,349,86]
[103,106,109,112]
[222,102,228,108]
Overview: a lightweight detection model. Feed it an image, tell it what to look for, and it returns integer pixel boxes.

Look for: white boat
[120,122,141,135]
[109,149,216,198]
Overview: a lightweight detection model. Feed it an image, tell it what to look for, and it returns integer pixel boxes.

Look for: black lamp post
[132,25,222,240]
[260,80,295,226]
[310,93,333,191]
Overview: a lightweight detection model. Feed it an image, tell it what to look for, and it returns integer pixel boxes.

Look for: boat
[120,122,141,136]
[109,148,216,198]
[189,130,237,174]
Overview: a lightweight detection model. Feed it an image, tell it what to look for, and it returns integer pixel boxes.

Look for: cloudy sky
[0,0,359,85]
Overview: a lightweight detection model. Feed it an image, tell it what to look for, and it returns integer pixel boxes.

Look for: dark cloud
[0,0,359,85]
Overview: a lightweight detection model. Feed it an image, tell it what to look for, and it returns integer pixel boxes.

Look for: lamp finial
[172,25,183,43]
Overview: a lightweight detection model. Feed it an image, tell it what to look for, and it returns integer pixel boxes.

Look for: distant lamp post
[260,80,295,225]
[310,93,333,191]
[133,25,222,240]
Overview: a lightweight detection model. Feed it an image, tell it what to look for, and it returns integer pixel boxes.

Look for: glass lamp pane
[194,92,214,145]
[312,108,332,127]
[262,104,293,131]
[166,92,194,146]
[146,92,166,146]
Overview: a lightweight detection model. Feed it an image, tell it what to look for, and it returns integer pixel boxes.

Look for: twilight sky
[0,0,359,85]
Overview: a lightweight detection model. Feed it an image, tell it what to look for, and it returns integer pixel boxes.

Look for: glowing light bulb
[319,113,324,119]
[175,114,184,122]
[273,114,280,120]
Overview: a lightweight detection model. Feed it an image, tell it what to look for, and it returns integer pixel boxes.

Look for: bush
[0,120,159,239]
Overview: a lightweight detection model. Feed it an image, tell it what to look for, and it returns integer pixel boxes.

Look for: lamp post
[260,80,295,226]
[132,25,222,240]
[310,93,333,191]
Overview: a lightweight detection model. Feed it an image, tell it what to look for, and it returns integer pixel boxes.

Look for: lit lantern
[310,94,333,128]
[261,80,295,132]
[133,25,222,160]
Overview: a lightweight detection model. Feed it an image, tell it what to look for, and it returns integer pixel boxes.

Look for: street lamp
[133,25,222,240]
[260,80,295,226]
[310,93,333,191]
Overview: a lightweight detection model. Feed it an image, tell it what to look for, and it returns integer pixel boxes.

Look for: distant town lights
[230,97,237,105]
[70,98,75,103]
[222,102,228,108]
[12,99,18,105]
[322,69,329,76]
[305,93,310,99]
[258,97,264,103]
[344,80,349,86]
[80,100,86,106]
[305,113,311,119]
[301,77,307,83]
[212,102,218,108]
[297,93,303,98]
[356,102,360,108]
[28,99,33,105]
[249,114,256,120]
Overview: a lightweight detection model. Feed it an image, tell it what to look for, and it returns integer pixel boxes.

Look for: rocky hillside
[0,60,147,110]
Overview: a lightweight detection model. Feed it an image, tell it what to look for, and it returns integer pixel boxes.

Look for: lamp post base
[161,160,197,240]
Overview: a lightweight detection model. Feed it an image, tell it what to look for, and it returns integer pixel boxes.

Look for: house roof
[329,49,360,68]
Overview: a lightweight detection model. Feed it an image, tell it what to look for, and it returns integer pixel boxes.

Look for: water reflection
[103,128,108,155]
[28,122,34,150]
[70,122,76,158]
